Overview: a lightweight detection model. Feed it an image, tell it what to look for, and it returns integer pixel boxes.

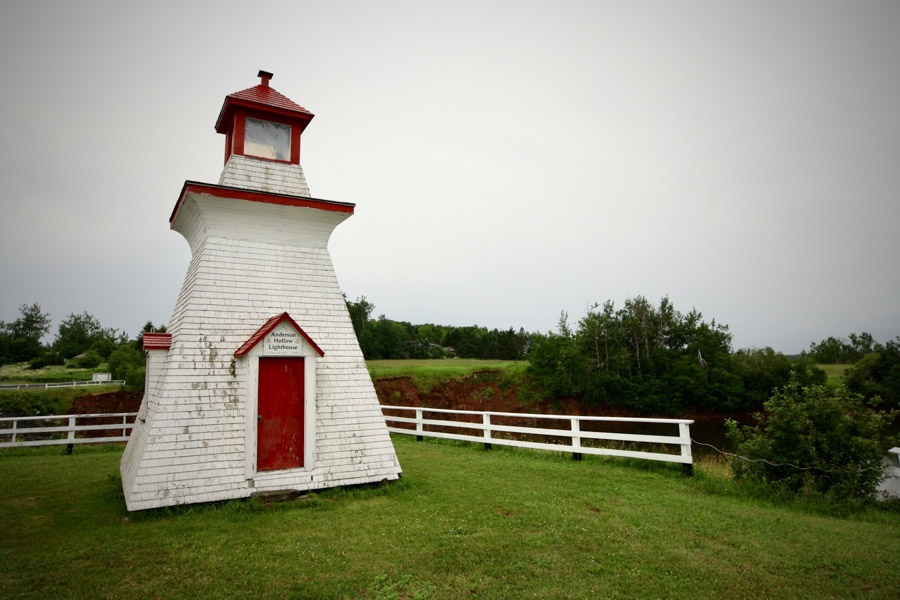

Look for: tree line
[0,302,162,389]
[527,296,829,414]
[346,296,533,360]
[4,297,897,412]
[803,332,878,364]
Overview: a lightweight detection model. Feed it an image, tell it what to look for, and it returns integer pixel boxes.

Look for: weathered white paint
[121,158,401,511]
[218,154,310,197]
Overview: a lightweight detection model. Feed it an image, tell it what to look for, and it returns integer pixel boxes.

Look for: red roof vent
[258,69,273,87]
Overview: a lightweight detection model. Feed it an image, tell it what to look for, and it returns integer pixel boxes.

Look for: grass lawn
[1,438,898,599]
[367,359,528,391]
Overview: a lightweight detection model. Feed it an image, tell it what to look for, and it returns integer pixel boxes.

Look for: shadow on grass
[119,474,414,522]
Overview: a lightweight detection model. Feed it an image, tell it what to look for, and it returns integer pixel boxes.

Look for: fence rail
[0,412,138,449]
[381,405,693,468]
[0,380,126,391]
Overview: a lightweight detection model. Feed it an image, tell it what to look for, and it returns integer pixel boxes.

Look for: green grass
[1,437,898,599]
[0,362,109,384]
[818,363,853,388]
[367,358,529,392]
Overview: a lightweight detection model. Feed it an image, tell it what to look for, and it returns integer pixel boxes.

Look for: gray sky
[1,1,898,354]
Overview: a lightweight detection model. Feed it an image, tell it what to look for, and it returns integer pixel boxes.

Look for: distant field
[819,363,853,387]
[1,438,898,599]
[0,362,108,384]
[367,358,528,391]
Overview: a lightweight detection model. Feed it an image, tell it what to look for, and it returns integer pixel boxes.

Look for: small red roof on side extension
[142,333,172,351]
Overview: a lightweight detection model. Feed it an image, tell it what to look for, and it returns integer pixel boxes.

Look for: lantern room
[214,70,314,166]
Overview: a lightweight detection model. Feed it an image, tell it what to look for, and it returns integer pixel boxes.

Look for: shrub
[89,337,117,360]
[846,339,900,408]
[790,356,827,387]
[726,383,898,501]
[108,344,145,391]
[72,350,103,369]
[0,389,74,417]
[27,351,65,370]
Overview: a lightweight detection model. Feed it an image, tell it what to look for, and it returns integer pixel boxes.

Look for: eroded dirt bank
[70,390,142,414]
[373,373,749,421]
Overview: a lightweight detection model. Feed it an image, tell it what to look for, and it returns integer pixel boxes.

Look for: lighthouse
[120,72,402,511]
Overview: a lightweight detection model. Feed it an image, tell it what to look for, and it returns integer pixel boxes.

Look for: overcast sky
[1,1,898,354]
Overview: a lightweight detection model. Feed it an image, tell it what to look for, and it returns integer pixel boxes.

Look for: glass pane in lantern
[244,117,291,161]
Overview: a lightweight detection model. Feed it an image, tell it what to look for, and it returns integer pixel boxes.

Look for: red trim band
[170,181,355,225]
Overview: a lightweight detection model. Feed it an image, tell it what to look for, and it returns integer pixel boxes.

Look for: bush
[71,350,103,369]
[89,337,117,360]
[790,356,827,387]
[0,389,74,417]
[108,344,145,391]
[27,351,65,370]
[846,339,900,408]
[726,383,898,501]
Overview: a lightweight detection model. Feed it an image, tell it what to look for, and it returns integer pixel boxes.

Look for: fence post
[122,414,128,438]
[11,418,17,443]
[679,422,693,476]
[483,413,492,450]
[572,417,582,461]
[65,416,76,454]
[415,409,423,441]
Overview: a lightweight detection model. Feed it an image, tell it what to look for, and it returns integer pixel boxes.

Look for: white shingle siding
[121,175,401,511]
[218,155,311,197]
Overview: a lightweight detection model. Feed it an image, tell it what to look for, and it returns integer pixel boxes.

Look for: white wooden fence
[0,380,126,390]
[0,412,137,449]
[381,405,694,470]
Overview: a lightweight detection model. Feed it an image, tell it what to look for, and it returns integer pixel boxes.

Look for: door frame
[242,321,318,479]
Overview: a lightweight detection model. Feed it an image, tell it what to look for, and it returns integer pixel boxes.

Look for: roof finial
[258,70,273,87]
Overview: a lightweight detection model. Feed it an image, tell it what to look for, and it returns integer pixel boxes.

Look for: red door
[257,357,305,471]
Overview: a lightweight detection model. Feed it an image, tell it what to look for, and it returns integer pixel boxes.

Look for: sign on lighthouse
[120,72,402,511]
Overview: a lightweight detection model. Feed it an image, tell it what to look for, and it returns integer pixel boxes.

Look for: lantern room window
[244,117,291,161]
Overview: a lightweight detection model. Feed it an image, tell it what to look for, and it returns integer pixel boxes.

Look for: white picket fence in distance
[0,380,126,391]
[0,413,138,448]
[381,405,694,469]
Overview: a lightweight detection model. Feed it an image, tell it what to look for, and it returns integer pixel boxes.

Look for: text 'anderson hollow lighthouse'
[121,71,402,511]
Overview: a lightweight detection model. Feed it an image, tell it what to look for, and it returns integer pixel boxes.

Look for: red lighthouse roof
[214,70,314,134]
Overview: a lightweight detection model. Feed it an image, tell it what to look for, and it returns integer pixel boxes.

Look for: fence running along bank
[0,380,126,390]
[2,407,695,472]
[381,405,694,472]
[0,412,137,449]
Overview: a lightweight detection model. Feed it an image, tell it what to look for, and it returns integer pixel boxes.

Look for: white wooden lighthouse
[120,71,402,511]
